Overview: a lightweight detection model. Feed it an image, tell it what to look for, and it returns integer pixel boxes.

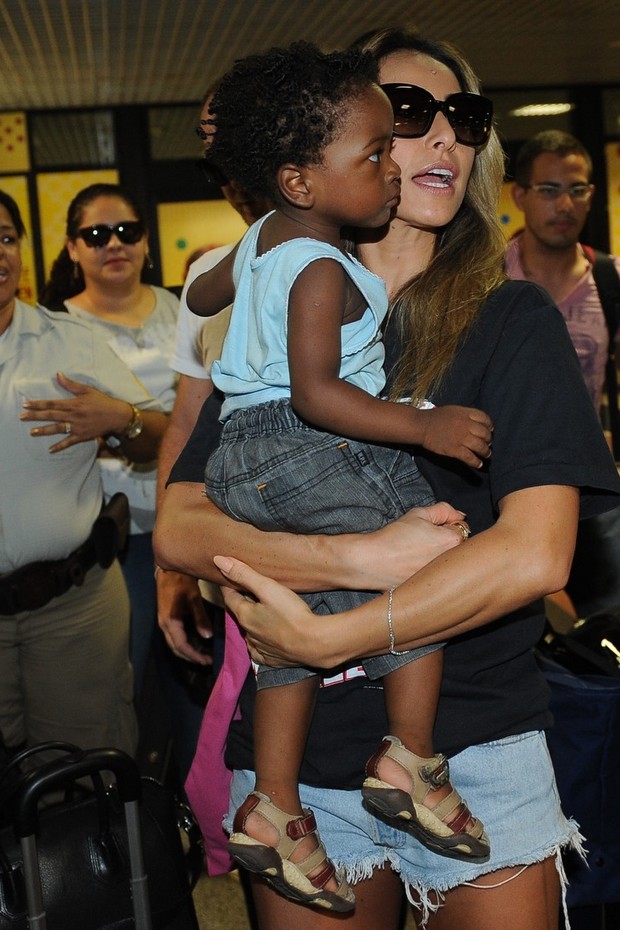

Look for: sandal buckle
[420,754,450,788]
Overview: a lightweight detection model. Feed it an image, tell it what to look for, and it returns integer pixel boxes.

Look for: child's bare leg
[380,650,449,804]
[254,676,318,815]
[383,649,443,759]
[232,676,350,897]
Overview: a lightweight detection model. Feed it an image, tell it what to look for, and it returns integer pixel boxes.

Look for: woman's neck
[358,221,436,299]
[68,280,154,326]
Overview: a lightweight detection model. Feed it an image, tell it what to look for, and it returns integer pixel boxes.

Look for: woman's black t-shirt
[170,280,620,789]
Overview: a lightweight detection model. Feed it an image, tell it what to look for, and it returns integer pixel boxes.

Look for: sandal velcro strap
[308,859,336,891]
[286,809,318,841]
[444,801,475,835]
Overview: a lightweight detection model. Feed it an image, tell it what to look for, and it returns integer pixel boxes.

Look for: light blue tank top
[212,212,389,421]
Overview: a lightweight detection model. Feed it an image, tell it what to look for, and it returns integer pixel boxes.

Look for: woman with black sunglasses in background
[35,184,177,701]
[156,27,620,930]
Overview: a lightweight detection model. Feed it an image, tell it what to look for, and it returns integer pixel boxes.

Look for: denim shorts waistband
[223,399,314,440]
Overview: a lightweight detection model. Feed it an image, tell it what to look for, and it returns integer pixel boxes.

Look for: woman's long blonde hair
[354,27,507,402]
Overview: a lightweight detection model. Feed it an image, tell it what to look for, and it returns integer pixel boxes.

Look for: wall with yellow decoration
[498,181,523,243]
[0,112,30,173]
[157,198,248,288]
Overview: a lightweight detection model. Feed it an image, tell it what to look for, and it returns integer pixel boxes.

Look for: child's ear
[278,165,314,209]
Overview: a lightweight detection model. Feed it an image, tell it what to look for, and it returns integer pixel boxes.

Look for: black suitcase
[0,744,201,930]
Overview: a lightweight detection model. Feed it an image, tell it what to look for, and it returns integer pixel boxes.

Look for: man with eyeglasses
[508,130,620,628]
[506,129,620,421]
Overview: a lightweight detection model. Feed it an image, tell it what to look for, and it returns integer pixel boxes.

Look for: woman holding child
[155,26,620,930]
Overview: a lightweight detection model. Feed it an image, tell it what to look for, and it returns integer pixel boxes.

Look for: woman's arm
[216,484,579,669]
[154,481,468,591]
[156,482,347,590]
[153,480,469,659]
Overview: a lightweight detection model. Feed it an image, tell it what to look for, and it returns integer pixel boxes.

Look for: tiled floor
[193,869,254,929]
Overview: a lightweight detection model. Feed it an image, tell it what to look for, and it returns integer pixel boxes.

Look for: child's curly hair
[208,42,379,199]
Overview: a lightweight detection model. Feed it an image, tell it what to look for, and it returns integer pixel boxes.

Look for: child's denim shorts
[208,397,441,690]
[225,730,582,926]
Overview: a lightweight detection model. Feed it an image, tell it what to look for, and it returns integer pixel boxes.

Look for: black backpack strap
[588,248,620,458]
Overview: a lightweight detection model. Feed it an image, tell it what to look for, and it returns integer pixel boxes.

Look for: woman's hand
[215,556,320,668]
[20,371,136,451]
[343,501,469,590]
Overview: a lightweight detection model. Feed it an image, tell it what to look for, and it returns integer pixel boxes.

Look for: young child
[187,42,492,912]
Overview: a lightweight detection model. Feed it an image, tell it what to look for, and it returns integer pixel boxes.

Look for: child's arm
[288,259,492,469]
[185,246,238,318]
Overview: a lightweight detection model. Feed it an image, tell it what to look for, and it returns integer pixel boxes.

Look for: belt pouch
[91,493,130,569]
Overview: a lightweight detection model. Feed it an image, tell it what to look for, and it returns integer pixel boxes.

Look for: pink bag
[185,612,250,875]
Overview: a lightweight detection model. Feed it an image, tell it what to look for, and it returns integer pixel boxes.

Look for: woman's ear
[278,165,314,209]
[65,237,78,262]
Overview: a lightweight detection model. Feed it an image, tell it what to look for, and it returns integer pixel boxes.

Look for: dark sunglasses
[76,221,144,248]
[198,154,229,188]
[381,83,493,147]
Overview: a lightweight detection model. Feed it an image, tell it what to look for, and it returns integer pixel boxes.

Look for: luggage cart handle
[14,747,142,837]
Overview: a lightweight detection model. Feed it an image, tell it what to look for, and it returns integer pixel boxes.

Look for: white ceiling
[1,0,619,112]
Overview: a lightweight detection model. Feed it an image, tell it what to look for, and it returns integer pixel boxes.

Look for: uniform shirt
[1,300,157,572]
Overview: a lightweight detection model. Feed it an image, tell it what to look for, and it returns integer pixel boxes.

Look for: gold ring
[64,421,72,435]
[454,521,471,541]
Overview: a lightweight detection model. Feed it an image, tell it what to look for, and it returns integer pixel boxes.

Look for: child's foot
[362,736,490,862]
[227,791,355,912]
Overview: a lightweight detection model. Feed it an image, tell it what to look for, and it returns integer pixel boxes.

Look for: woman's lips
[412,161,460,190]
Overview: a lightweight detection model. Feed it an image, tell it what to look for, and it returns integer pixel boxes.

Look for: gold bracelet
[387,586,408,656]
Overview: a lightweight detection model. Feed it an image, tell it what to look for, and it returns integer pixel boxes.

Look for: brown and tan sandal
[227,791,355,912]
[362,736,490,863]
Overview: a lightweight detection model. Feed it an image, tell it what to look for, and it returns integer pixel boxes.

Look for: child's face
[308,85,400,229]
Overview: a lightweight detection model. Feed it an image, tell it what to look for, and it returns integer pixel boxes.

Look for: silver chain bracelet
[387,586,408,656]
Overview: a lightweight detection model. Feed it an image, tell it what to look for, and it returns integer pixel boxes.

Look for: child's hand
[418,406,493,469]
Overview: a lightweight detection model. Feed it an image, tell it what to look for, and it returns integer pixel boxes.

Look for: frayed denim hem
[554,821,587,930]
[333,819,586,930]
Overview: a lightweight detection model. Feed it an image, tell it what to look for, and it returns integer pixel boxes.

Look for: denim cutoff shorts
[206,399,441,689]
[225,731,582,925]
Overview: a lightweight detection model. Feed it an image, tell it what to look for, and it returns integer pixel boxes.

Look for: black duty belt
[0,492,130,616]
[0,539,99,615]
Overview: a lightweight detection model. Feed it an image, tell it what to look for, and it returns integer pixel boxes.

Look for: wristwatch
[123,404,144,440]
[105,404,144,448]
